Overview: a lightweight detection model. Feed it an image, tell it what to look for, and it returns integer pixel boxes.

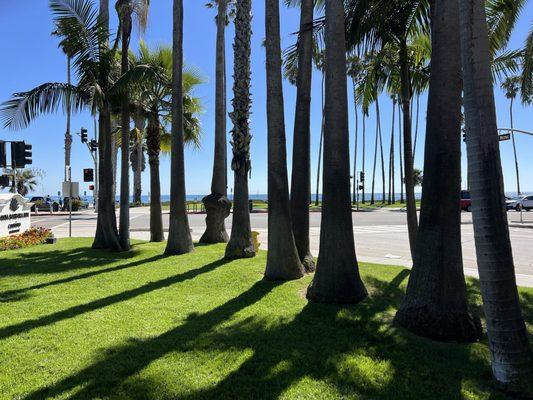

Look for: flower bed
[0,227,52,251]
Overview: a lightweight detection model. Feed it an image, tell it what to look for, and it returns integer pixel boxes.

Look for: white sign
[62,181,80,198]
[0,193,32,237]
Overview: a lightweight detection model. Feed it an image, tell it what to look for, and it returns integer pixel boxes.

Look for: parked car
[460,190,472,212]
[508,195,533,211]
[30,196,60,212]
[505,196,518,211]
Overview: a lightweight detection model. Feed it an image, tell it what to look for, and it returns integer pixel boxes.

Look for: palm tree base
[225,238,256,259]
[306,278,367,305]
[301,254,316,273]
[395,306,482,343]
[200,193,231,244]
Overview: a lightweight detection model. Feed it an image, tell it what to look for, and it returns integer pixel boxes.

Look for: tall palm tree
[347,55,362,205]
[500,76,522,196]
[201,0,233,244]
[165,0,194,255]
[388,95,396,204]
[131,111,145,204]
[264,0,304,280]
[288,0,315,272]
[306,0,367,304]
[225,0,255,259]
[1,0,123,251]
[314,50,325,207]
[116,42,203,242]
[346,0,430,256]
[459,0,532,392]
[396,0,482,342]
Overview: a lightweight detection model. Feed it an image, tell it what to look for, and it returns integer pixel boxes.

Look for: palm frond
[0,83,89,130]
[521,22,533,103]
[486,0,527,55]
[492,49,522,82]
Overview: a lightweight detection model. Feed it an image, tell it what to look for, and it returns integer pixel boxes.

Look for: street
[32,207,533,287]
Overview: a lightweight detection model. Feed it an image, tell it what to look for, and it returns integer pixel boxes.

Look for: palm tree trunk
[413,93,420,163]
[399,39,418,257]
[165,0,194,255]
[352,80,358,205]
[396,0,482,342]
[362,112,366,203]
[459,0,532,392]
[133,114,145,204]
[509,98,521,195]
[306,0,367,304]
[315,72,325,206]
[93,0,122,252]
[290,0,315,271]
[201,0,232,244]
[370,101,379,204]
[388,99,395,205]
[119,4,132,251]
[64,56,72,183]
[146,112,164,242]
[264,0,304,280]
[398,102,404,203]
[225,0,255,259]
[377,98,386,204]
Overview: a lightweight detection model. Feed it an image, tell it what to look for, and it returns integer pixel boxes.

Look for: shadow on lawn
[21,268,501,400]
[0,257,229,340]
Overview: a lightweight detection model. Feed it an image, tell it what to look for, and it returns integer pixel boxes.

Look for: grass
[0,239,531,399]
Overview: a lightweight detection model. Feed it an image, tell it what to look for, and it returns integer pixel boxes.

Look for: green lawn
[0,239,531,399]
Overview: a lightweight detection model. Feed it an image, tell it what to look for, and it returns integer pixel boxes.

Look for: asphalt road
[31,207,533,287]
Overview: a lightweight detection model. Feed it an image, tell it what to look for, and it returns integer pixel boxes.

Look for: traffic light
[89,139,98,152]
[89,184,95,191]
[359,171,365,182]
[11,141,32,168]
[83,168,94,182]
[0,141,6,168]
[462,128,467,143]
[80,128,88,143]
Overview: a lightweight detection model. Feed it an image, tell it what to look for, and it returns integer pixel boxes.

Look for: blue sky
[0,0,532,197]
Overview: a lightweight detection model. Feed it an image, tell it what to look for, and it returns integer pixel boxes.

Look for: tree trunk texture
[201,0,231,244]
[361,113,366,203]
[306,0,367,304]
[399,40,418,258]
[290,0,315,272]
[459,0,533,393]
[93,0,122,252]
[377,99,386,204]
[165,0,194,255]
[398,102,404,203]
[264,0,304,281]
[388,99,396,205]
[132,114,145,204]
[119,5,132,251]
[64,56,72,183]
[396,0,482,342]
[352,82,358,205]
[147,113,164,242]
[225,0,255,259]
[315,73,325,206]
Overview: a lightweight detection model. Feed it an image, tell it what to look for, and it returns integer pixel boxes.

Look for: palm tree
[306,0,367,304]
[225,0,255,259]
[347,54,362,205]
[165,0,194,255]
[264,0,304,280]
[0,0,123,251]
[288,0,316,272]
[396,0,482,342]
[314,50,325,207]
[9,169,43,197]
[500,76,522,196]
[131,112,145,204]
[388,95,396,204]
[459,0,532,392]
[522,24,533,101]
[116,42,203,242]
[346,0,430,256]
[201,0,233,244]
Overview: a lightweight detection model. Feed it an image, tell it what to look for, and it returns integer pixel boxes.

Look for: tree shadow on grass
[0,257,230,340]
[21,268,502,400]
[0,244,142,277]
